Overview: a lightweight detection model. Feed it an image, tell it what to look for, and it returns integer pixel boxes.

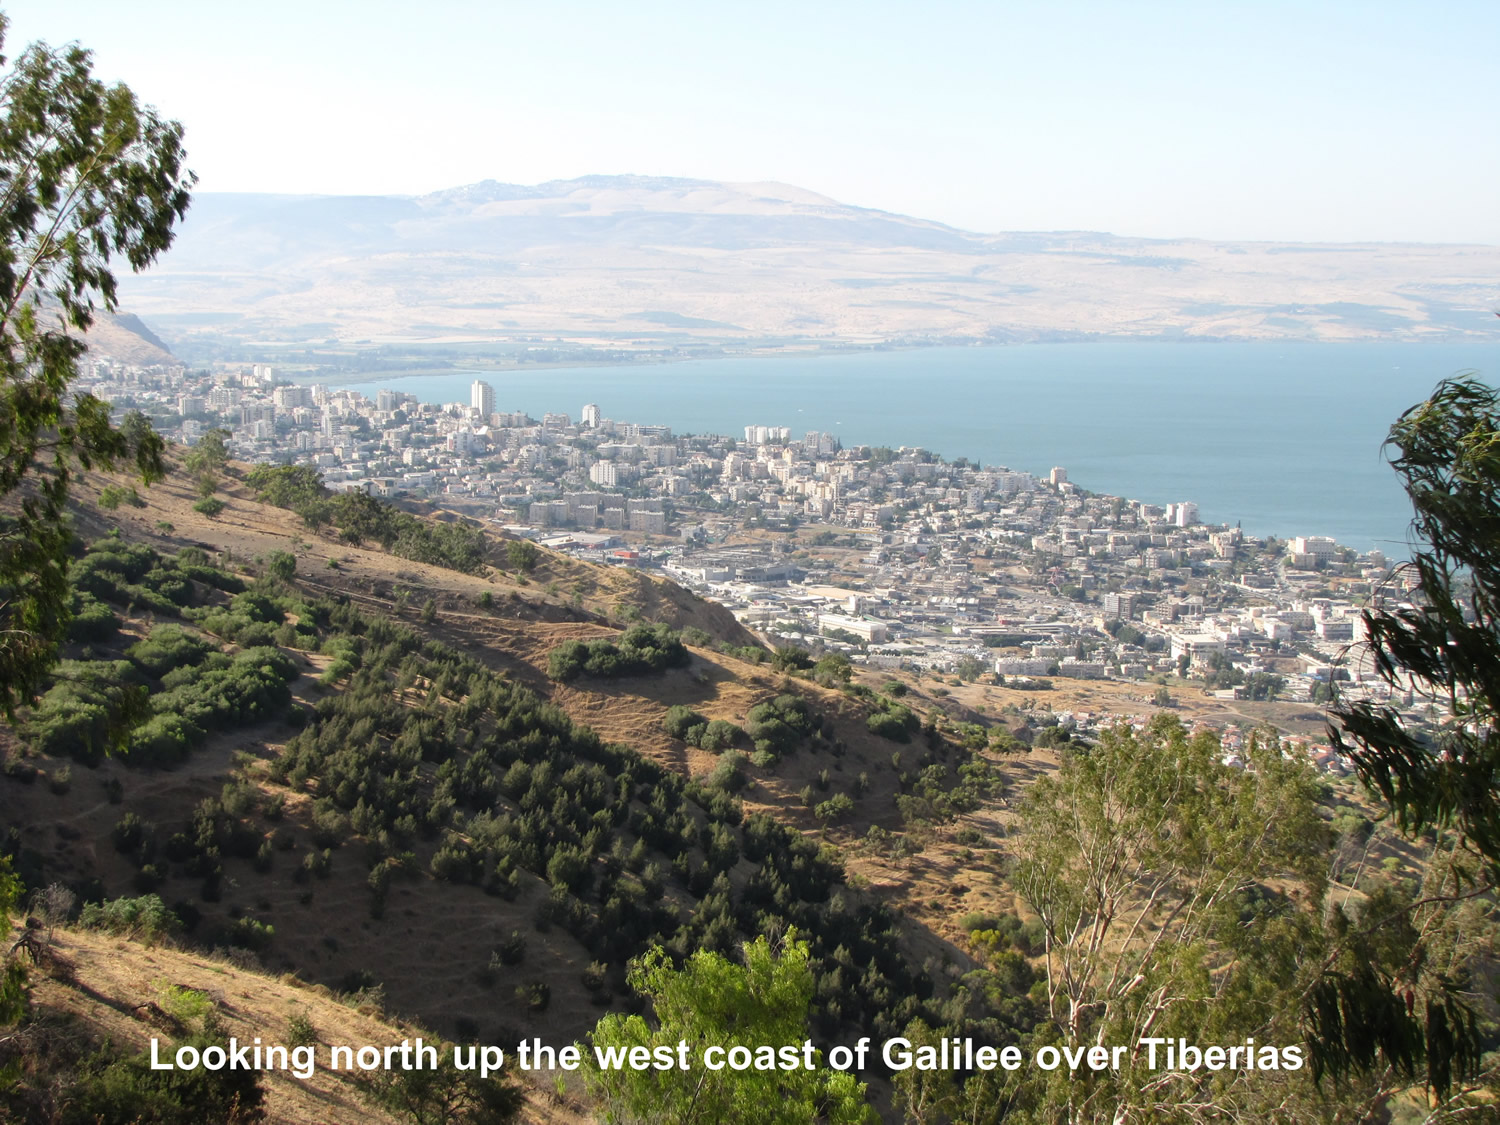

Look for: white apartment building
[470,381,495,418]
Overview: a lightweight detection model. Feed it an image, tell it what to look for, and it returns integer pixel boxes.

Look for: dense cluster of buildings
[85,360,1420,746]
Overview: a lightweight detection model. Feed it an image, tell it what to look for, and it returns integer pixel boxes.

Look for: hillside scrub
[246,463,489,573]
[662,705,744,751]
[547,623,690,681]
[3,523,1054,1095]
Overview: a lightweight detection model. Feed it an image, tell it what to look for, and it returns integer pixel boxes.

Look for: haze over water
[331,341,1500,555]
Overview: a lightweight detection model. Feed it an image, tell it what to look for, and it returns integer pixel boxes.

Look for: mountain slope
[1,467,1040,1122]
[113,175,1500,358]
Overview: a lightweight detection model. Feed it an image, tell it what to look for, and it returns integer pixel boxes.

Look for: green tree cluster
[0,16,192,716]
[663,704,744,751]
[547,623,691,681]
[245,465,490,573]
[583,936,875,1124]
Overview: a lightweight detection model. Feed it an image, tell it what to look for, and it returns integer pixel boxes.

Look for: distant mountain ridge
[113,174,1500,358]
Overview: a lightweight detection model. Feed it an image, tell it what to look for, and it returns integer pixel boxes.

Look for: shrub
[698,719,743,752]
[705,750,748,793]
[746,693,817,756]
[127,625,215,678]
[98,484,143,510]
[813,653,853,686]
[507,539,540,572]
[867,703,919,742]
[814,793,855,824]
[62,1036,266,1124]
[266,550,297,581]
[112,812,151,855]
[663,705,707,741]
[497,929,527,965]
[193,497,226,517]
[516,980,551,1011]
[79,894,178,941]
[68,595,120,642]
[772,646,814,672]
[286,1010,318,1048]
[548,624,689,681]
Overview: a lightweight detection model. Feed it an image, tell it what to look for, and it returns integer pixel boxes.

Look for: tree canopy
[1331,376,1500,867]
[581,935,875,1125]
[0,15,193,715]
[1320,375,1500,1096]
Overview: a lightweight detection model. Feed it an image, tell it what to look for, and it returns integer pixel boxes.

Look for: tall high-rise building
[470,380,495,418]
[581,403,601,428]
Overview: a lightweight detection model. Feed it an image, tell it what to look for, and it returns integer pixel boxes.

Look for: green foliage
[97,483,144,510]
[771,645,814,672]
[662,704,706,740]
[704,750,748,793]
[865,698,919,742]
[1320,376,1500,1096]
[1333,377,1500,864]
[285,1010,317,1049]
[0,857,26,1027]
[155,981,213,1027]
[812,652,852,686]
[55,1034,265,1125]
[245,464,490,573]
[719,642,769,664]
[814,792,854,824]
[22,658,147,763]
[496,930,526,966]
[191,496,225,517]
[1012,716,1327,1117]
[67,593,120,642]
[362,1039,523,1125]
[265,550,296,582]
[78,894,179,942]
[126,624,215,677]
[506,538,540,572]
[582,936,876,1124]
[182,428,230,479]
[123,643,298,766]
[547,624,690,681]
[0,22,189,718]
[745,693,818,760]
[698,719,743,752]
[663,706,743,751]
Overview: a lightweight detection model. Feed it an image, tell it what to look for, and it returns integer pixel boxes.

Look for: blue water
[319,341,1500,554]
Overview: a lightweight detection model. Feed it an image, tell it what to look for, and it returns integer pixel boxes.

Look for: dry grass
[14,924,589,1125]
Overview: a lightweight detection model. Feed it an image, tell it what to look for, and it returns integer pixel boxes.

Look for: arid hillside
[117,176,1500,359]
[1,460,1066,1121]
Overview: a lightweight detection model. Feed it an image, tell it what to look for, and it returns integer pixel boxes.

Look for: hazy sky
[9,1,1498,243]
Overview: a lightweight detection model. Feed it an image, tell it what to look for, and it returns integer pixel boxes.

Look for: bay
[323,340,1500,554]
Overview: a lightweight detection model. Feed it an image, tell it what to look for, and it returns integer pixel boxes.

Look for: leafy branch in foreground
[1320,375,1500,1098]
[582,935,875,1125]
[1331,376,1500,864]
[0,15,193,715]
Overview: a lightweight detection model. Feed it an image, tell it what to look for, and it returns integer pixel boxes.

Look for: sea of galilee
[332,338,1500,553]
